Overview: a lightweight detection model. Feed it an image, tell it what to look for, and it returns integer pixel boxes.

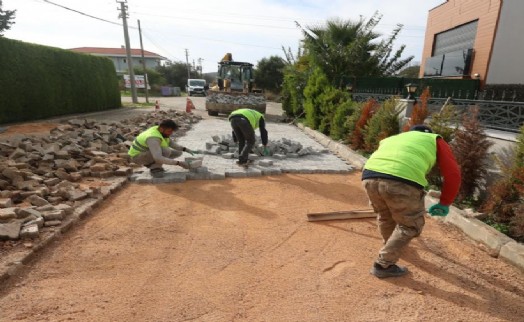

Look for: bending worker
[128,119,195,177]
[229,108,269,166]
[362,124,461,278]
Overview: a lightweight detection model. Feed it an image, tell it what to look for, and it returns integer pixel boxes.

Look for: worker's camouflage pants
[131,148,182,170]
[362,178,426,268]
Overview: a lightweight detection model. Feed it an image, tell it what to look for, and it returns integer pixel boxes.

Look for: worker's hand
[428,203,449,216]
[178,161,190,169]
[263,146,270,156]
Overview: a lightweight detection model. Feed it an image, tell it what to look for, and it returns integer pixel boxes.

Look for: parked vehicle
[186,79,207,96]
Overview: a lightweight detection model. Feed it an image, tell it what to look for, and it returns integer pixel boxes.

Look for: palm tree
[297,12,413,89]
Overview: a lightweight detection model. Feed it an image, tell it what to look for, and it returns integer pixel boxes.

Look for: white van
[186,79,207,96]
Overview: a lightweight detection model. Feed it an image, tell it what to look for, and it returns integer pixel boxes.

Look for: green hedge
[0,37,121,124]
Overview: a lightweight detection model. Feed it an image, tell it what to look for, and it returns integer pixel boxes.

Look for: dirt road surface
[0,98,522,321]
[1,173,523,321]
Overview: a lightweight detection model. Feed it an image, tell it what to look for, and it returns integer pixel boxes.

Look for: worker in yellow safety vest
[228,108,269,166]
[128,119,196,177]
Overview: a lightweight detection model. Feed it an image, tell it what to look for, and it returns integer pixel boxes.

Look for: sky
[3,0,444,74]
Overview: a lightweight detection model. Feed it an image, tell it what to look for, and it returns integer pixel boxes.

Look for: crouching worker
[228,108,269,166]
[362,125,461,278]
[128,119,196,178]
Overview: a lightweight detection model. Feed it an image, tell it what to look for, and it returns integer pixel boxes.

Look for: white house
[69,46,166,74]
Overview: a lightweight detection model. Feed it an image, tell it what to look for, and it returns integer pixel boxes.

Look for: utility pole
[117,0,137,103]
[137,19,149,103]
[198,58,204,77]
[185,48,190,80]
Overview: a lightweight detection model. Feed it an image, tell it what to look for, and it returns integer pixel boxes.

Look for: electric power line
[39,0,122,26]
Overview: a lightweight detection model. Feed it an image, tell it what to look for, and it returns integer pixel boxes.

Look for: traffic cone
[155,100,160,110]
[186,98,194,113]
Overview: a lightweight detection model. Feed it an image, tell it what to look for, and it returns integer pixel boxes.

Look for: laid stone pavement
[130,119,354,183]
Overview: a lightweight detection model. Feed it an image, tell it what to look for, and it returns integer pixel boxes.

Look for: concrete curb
[297,123,524,272]
[0,177,129,285]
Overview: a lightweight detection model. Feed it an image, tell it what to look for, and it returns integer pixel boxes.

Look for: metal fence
[352,93,524,132]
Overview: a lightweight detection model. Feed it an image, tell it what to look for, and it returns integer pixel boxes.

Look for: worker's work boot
[236,160,253,167]
[149,167,165,178]
[370,262,408,278]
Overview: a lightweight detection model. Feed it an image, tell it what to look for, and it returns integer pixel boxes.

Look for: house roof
[69,47,167,60]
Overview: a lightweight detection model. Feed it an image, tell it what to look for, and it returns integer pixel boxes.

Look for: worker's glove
[263,146,270,156]
[428,203,449,216]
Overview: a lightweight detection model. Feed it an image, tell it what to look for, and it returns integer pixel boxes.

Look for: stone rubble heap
[204,134,328,160]
[206,92,266,106]
[0,110,201,241]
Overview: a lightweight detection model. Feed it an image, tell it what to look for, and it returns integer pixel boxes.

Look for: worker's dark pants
[230,117,255,163]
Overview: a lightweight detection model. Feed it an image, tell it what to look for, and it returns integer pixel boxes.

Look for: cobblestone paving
[130,119,354,183]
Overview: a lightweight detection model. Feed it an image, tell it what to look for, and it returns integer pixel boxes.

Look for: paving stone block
[0,220,22,240]
[44,220,62,227]
[499,241,524,271]
[222,153,234,159]
[0,208,17,221]
[42,210,65,221]
[24,216,44,229]
[0,198,13,208]
[17,208,42,219]
[20,223,39,239]
[90,163,108,172]
[273,154,287,160]
[54,170,71,181]
[9,148,26,159]
[35,204,55,212]
[66,190,89,201]
[54,204,73,215]
[258,160,274,167]
[27,194,49,207]
[69,172,83,182]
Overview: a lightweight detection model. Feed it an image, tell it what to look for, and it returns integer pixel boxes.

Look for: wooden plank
[307,209,375,222]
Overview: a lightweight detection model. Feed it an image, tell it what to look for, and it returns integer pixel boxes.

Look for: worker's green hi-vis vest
[128,126,169,157]
[364,131,440,187]
[229,109,264,129]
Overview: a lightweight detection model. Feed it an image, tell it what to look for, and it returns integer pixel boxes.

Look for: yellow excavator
[205,53,266,116]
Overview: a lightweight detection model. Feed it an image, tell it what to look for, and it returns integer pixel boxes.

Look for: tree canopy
[0,0,16,36]
[255,56,286,93]
[297,12,413,88]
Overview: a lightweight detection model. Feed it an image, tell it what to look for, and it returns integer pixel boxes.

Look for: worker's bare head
[158,119,179,138]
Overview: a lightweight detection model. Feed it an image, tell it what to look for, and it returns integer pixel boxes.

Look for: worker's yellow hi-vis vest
[364,131,440,187]
[229,109,264,129]
[128,126,169,157]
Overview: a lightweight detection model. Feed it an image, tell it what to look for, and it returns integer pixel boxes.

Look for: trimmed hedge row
[0,37,121,124]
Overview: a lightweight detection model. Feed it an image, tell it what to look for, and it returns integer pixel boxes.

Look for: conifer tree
[451,106,493,202]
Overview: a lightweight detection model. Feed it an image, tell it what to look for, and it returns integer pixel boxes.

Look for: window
[433,20,478,56]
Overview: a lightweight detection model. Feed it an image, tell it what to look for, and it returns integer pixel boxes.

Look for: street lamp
[405,83,418,100]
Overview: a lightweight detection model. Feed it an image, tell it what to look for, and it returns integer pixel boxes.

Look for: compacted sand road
[0,173,523,321]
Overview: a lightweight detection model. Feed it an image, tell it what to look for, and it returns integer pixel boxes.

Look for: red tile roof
[69,47,166,59]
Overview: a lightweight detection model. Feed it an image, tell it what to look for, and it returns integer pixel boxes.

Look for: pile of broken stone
[205,92,266,106]
[205,134,328,163]
[0,109,201,241]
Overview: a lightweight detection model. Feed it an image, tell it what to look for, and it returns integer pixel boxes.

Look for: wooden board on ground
[307,209,375,222]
